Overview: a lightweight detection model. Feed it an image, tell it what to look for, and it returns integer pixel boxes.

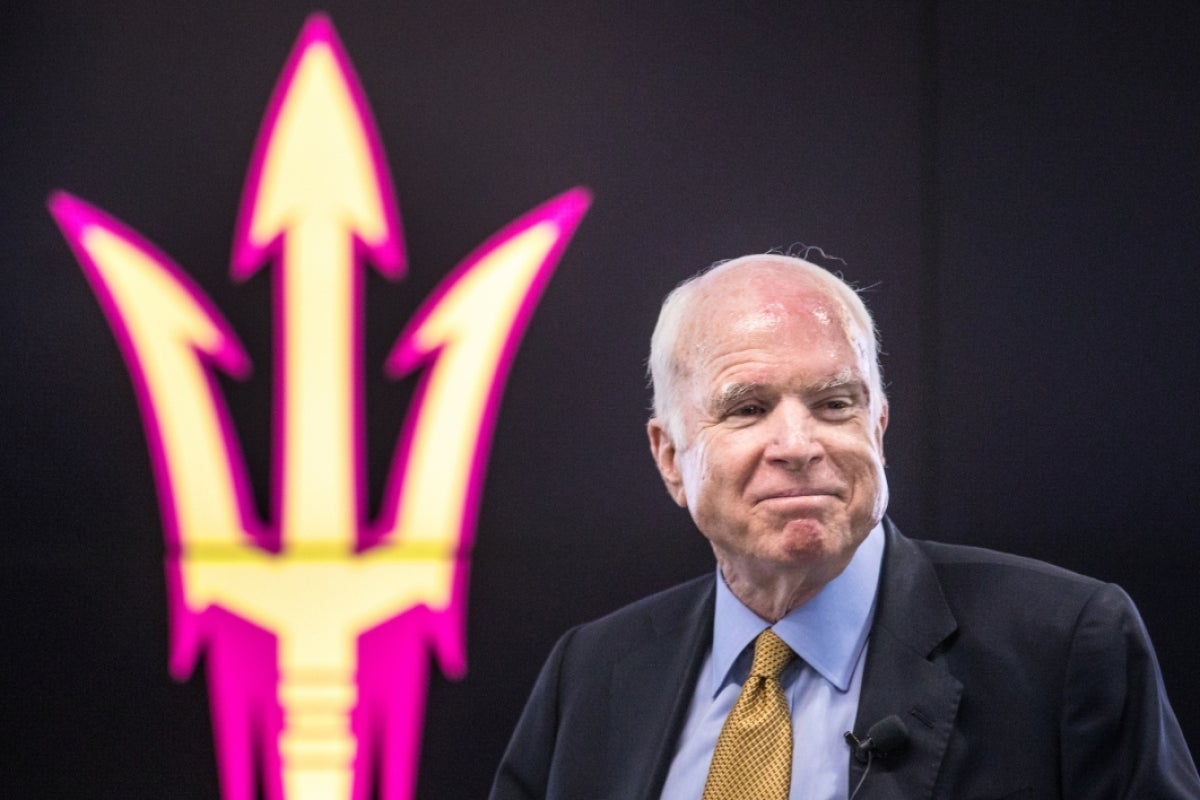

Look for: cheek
[868,458,889,513]
[676,446,708,507]
[845,446,888,520]
[834,438,886,490]
[681,440,748,507]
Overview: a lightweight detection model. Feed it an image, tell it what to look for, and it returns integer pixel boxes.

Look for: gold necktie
[702,629,796,800]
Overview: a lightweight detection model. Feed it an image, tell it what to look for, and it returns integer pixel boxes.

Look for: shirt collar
[710,522,884,694]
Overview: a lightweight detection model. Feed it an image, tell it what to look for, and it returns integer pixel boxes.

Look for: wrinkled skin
[648,261,888,621]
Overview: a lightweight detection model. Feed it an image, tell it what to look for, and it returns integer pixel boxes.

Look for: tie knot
[749,629,795,679]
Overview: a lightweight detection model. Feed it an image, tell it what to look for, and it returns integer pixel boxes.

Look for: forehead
[679,266,868,378]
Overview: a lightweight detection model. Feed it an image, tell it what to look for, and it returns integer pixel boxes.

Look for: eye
[730,404,765,417]
[815,396,858,419]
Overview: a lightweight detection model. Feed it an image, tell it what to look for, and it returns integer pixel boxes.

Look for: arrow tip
[231,13,404,281]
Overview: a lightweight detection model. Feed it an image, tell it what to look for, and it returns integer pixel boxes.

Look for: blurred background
[3,1,1198,796]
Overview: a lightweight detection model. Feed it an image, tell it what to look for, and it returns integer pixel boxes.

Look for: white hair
[647,254,885,442]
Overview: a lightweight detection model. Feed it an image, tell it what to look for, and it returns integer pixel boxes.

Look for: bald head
[648,254,884,442]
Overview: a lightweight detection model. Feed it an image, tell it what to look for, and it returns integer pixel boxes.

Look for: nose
[762,399,824,469]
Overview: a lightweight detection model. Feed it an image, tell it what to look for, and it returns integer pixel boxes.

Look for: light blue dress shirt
[659,523,884,800]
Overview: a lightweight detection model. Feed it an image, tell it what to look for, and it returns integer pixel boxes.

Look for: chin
[767,520,850,565]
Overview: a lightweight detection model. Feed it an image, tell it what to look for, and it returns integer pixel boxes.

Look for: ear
[647,418,687,507]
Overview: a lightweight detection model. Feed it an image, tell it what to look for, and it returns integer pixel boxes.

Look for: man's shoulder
[560,574,713,653]
[908,535,1105,593]
[875,527,1154,696]
[893,531,1128,630]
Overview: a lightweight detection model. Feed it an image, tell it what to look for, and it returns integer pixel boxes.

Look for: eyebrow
[711,382,761,411]
[709,370,868,410]
[813,367,859,393]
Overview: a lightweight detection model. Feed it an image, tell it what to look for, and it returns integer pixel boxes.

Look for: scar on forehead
[806,293,854,329]
[730,304,785,335]
[727,297,842,334]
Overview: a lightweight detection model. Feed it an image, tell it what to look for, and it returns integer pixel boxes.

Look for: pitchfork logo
[50,14,588,800]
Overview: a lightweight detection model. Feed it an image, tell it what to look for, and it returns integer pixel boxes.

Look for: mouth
[755,488,841,504]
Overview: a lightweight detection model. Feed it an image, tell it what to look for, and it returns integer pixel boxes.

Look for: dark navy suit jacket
[490,521,1200,799]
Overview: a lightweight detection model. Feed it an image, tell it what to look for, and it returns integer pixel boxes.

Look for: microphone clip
[843,715,911,800]
[842,729,875,764]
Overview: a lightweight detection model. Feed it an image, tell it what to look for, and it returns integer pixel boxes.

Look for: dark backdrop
[4,2,1197,797]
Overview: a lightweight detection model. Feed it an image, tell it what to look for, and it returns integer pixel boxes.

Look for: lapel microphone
[843,715,910,800]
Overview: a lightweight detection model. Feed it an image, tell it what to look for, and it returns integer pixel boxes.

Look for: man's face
[649,269,888,588]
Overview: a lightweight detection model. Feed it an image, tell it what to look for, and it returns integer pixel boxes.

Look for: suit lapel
[608,577,714,800]
[851,522,962,799]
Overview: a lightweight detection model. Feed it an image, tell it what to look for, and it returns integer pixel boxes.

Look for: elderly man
[489,254,1199,799]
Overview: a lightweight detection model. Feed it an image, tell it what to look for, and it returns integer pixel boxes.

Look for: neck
[715,551,852,623]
